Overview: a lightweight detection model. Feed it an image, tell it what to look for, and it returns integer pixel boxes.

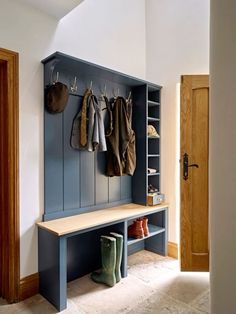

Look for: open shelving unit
[147,85,161,195]
[132,83,161,205]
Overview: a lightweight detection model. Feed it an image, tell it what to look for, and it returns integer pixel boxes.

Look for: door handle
[183,153,199,180]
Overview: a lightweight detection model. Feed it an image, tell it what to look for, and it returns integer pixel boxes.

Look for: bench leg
[38,229,67,311]
[121,221,128,278]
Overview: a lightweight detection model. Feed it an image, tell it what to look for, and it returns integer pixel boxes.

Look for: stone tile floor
[0,250,210,314]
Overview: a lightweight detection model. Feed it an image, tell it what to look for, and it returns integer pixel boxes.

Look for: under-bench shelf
[127,225,165,246]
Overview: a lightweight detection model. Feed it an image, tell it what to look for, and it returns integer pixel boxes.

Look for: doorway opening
[0,48,20,302]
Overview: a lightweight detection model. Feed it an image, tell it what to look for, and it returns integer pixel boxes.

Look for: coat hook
[103,84,107,97]
[55,71,59,83]
[127,91,132,101]
[71,76,78,93]
[114,87,119,98]
[89,80,93,92]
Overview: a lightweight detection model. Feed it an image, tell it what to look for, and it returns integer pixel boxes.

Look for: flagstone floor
[0,250,209,313]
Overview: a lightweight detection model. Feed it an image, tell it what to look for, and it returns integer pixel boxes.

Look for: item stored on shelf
[128,220,144,239]
[91,233,123,287]
[148,184,158,193]
[148,167,157,174]
[147,125,159,138]
[128,217,149,238]
[137,217,149,236]
[147,193,165,206]
[110,232,123,283]
[91,235,116,287]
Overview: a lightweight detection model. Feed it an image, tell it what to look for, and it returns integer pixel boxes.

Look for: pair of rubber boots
[91,232,123,287]
[128,217,149,239]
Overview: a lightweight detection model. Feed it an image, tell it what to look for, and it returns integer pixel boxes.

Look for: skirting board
[19,273,39,301]
[168,241,179,259]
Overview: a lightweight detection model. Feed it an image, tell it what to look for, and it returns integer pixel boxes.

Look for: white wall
[146,0,210,243]
[210,0,236,312]
[0,0,146,278]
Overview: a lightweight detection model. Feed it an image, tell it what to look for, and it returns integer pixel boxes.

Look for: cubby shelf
[128,224,165,246]
[148,100,160,107]
[148,117,160,122]
[148,136,160,139]
[148,154,160,158]
[148,172,160,176]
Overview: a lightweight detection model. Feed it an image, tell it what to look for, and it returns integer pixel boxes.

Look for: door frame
[0,48,20,302]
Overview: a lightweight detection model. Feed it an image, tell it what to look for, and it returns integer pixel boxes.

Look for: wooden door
[180,75,209,271]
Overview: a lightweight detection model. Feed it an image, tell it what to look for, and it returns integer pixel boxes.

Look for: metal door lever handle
[183,153,199,180]
[188,164,199,168]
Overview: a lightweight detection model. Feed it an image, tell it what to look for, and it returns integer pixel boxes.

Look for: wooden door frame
[0,48,20,302]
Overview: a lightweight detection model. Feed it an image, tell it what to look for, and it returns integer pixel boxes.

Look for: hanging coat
[87,95,107,152]
[106,96,136,176]
[71,90,107,152]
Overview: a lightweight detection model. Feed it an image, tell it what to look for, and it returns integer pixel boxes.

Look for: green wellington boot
[91,236,116,287]
[110,232,123,283]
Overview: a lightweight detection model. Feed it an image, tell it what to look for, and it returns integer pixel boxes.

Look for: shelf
[148,100,160,107]
[148,136,160,139]
[148,117,160,122]
[148,172,160,176]
[148,154,160,158]
[128,224,165,246]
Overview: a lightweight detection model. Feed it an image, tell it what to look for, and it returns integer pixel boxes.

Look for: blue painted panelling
[109,177,121,202]
[63,96,81,211]
[121,176,132,200]
[95,152,109,205]
[43,54,161,220]
[80,151,95,207]
[44,111,63,213]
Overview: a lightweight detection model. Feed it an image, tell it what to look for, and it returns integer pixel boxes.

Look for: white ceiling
[17,0,84,20]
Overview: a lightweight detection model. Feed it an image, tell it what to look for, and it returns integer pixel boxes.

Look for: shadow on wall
[16,0,86,20]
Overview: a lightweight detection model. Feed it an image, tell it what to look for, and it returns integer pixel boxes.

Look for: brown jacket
[106,97,136,176]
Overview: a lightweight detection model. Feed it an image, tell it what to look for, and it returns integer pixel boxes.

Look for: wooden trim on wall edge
[168,241,179,259]
[0,47,20,302]
[19,273,39,301]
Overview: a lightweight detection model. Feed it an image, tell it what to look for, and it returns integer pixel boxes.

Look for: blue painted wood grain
[38,228,67,311]
[95,152,109,205]
[44,110,63,213]
[80,151,95,207]
[63,95,81,211]
[109,177,121,202]
[121,176,132,200]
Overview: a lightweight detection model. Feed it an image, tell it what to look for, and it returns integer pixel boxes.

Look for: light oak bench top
[37,203,168,236]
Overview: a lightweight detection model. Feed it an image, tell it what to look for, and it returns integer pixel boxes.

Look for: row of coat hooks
[52,71,132,101]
